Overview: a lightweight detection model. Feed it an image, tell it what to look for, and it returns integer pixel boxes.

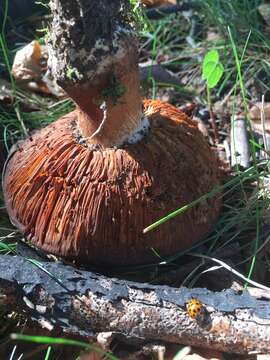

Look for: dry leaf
[250,102,270,122]
[142,0,176,7]
[249,102,270,134]
[80,352,104,360]
[12,40,65,97]
[12,40,43,80]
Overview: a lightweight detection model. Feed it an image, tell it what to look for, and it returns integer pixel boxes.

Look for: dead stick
[230,114,250,168]
[0,255,270,355]
[146,3,192,20]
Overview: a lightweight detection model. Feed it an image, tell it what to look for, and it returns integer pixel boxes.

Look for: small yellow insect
[186,298,203,320]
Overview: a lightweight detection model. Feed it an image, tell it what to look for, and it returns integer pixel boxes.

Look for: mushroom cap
[3,100,221,266]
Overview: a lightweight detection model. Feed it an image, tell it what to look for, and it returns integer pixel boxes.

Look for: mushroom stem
[66,55,143,147]
[48,0,143,147]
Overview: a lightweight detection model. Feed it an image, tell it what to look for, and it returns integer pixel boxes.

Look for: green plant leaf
[202,61,217,79]
[207,62,224,88]
[202,49,219,70]
[202,50,224,88]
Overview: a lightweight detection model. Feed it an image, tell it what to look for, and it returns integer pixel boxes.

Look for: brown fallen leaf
[250,102,270,132]
[12,41,43,80]
[142,0,176,7]
[250,102,270,120]
[79,352,103,360]
[12,40,65,97]
[249,102,270,158]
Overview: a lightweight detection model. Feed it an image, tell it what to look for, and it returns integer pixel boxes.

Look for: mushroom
[3,0,221,266]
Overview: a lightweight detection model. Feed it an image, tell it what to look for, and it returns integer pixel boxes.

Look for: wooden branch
[146,3,192,20]
[139,63,182,86]
[1,255,270,354]
[230,115,250,168]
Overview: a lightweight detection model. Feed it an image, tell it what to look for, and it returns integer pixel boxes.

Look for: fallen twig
[146,3,192,20]
[139,62,182,86]
[230,114,250,168]
[0,255,270,354]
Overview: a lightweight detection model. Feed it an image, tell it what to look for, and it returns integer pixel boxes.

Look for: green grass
[11,334,118,360]
[199,0,264,44]
[139,0,270,102]
[199,0,270,97]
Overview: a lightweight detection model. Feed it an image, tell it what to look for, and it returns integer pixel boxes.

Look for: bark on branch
[1,255,270,355]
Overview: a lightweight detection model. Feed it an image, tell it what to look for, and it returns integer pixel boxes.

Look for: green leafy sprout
[202,49,225,142]
[202,49,224,89]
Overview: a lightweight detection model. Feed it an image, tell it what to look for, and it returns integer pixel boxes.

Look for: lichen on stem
[48,0,144,147]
